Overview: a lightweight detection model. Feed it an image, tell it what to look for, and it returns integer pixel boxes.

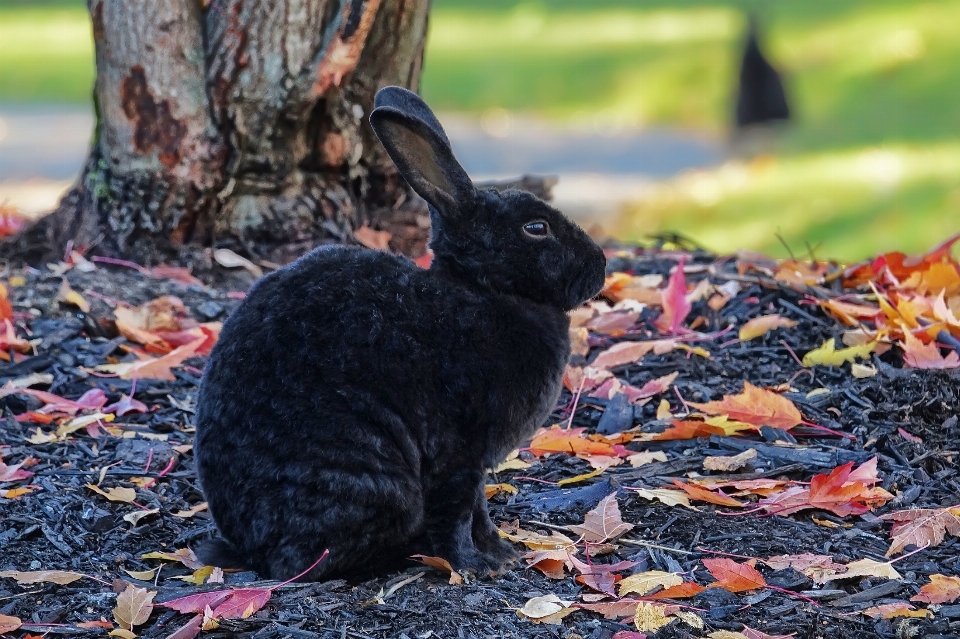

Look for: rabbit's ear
[370,88,474,216]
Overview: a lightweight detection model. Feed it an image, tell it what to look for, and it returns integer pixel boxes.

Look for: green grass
[0,0,957,261]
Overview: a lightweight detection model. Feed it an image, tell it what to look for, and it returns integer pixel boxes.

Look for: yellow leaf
[634,602,675,632]
[618,570,683,597]
[124,569,156,581]
[656,399,671,420]
[86,483,137,503]
[738,314,798,341]
[484,483,518,499]
[172,502,209,518]
[173,565,215,584]
[674,343,711,359]
[499,522,575,551]
[835,558,902,581]
[629,487,698,510]
[803,338,876,367]
[109,629,137,639]
[557,467,608,486]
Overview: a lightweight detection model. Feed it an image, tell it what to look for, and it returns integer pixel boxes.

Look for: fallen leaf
[911,573,960,604]
[516,594,575,624]
[568,554,638,595]
[528,426,619,458]
[644,581,706,599]
[499,522,575,551]
[834,558,901,581]
[173,502,209,518]
[113,583,156,630]
[0,615,21,634]
[900,330,960,369]
[587,309,640,336]
[568,492,633,543]
[0,457,34,482]
[861,602,931,619]
[761,553,847,583]
[687,382,802,430]
[0,569,85,585]
[353,225,392,251]
[87,483,137,504]
[484,483,518,499]
[703,448,757,472]
[633,602,676,633]
[880,505,960,556]
[522,549,574,578]
[618,570,683,597]
[702,558,767,593]
[142,548,205,569]
[627,451,668,467]
[655,257,691,334]
[94,336,206,380]
[103,394,149,416]
[0,386,106,416]
[412,555,463,585]
[570,327,590,357]
[851,363,878,378]
[740,628,795,639]
[123,508,160,526]
[802,338,876,367]
[628,486,696,510]
[124,568,157,581]
[174,566,216,585]
[670,479,744,508]
[56,279,90,312]
[78,620,115,629]
[759,460,892,518]
[738,315,798,341]
[207,587,272,619]
[213,248,263,277]
[0,319,32,354]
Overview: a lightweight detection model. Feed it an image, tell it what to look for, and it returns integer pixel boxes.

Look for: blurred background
[1,0,958,260]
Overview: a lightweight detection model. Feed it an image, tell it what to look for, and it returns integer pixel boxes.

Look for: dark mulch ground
[1,247,958,639]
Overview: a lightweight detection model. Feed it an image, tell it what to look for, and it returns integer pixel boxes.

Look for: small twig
[565,377,586,429]
[620,538,694,555]
[779,339,806,369]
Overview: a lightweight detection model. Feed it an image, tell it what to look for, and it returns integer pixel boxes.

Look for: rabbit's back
[195,245,570,579]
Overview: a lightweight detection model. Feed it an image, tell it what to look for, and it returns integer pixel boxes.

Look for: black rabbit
[193,86,606,581]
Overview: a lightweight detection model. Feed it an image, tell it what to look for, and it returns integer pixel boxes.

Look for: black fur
[194,86,606,581]
[735,16,790,128]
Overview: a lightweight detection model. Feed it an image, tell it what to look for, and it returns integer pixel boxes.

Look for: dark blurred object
[735,15,790,129]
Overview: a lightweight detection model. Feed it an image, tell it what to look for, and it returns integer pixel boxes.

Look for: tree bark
[6,0,433,265]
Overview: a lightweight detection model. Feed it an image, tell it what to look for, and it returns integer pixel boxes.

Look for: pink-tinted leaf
[164,613,203,639]
[655,257,691,334]
[104,394,149,416]
[160,591,230,614]
[210,588,272,619]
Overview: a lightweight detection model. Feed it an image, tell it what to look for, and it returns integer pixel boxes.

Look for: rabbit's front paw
[475,532,518,566]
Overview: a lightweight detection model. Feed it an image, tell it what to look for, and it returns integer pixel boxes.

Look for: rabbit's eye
[523,221,551,238]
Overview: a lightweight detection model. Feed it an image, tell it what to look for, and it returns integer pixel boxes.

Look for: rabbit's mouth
[565,262,606,310]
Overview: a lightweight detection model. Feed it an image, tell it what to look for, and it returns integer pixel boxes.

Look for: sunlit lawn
[1,0,958,260]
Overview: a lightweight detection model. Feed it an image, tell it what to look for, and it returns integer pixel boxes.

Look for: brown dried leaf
[880,505,960,556]
[703,448,757,472]
[568,492,633,543]
[113,583,156,630]
[0,569,86,585]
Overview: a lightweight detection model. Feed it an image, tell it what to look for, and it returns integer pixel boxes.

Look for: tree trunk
[7,0,433,265]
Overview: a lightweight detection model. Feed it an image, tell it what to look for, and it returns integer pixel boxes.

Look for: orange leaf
[0,205,28,238]
[528,426,618,458]
[738,314,798,341]
[702,557,767,593]
[670,479,744,508]
[644,581,706,599]
[591,341,663,370]
[861,602,931,619]
[911,574,960,604]
[687,381,802,430]
[652,419,726,441]
[353,225,392,251]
